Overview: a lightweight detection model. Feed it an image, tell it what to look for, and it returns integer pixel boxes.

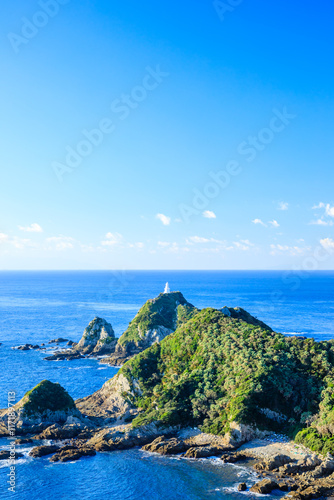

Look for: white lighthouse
[164,282,170,294]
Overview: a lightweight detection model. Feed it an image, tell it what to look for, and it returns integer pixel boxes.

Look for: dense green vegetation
[120,308,334,453]
[118,292,198,348]
[22,380,75,416]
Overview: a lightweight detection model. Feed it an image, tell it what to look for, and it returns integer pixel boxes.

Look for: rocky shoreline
[2,417,334,498]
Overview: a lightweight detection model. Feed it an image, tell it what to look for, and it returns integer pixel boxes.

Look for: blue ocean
[0,270,334,499]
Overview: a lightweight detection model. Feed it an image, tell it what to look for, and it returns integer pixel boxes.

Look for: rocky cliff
[45,317,117,361]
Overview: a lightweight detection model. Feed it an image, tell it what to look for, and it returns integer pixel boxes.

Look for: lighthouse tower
[164,282,170,294]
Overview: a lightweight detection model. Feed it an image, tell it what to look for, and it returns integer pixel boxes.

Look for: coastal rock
[45,318,116,361]
[220,451,249,463]
[142,437,187,455]
[184,445,226,458]
[15,438,33,444]
[44,352,84,361]
[48,338,69,344]
[76,372,132,419]
[250,479,279,494]
[225,422,270,447]
[0,380,81,435]
[77,317,116,355]
[87,423,179,452]
[14,344,40,350]
[278,458,321,475]
[29,445,59,457]
[254,454,294,471]
[0,450,24,460]
[66,341,77,347]
[34,422,85,440]
[49,446,96,462]
[238,483,247,491]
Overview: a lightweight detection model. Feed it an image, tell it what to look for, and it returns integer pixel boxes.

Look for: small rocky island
[3,290,334,498]
[43,317,117,360]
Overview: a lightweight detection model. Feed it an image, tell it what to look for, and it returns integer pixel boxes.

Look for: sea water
[0,270,333,499]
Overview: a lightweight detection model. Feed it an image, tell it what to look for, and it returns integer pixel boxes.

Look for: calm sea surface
[0,271,333,499]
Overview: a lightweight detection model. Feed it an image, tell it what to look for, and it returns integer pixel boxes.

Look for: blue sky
[1,0,334,269]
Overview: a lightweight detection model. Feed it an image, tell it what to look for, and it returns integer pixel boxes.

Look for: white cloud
[101,232,123,246]
[0,233,9,243]
[46,236,75,251]
[270,244,308,256]
[233,241,252,251]
[269,220,280,228]
[252,219,267,226]
[310,219,333,226]
[156,213,171,226]
[18,223,43,233]
[320,238,334,251]
[203,210,216,219]
[129,242,144,249]
[187,236,210,244]
[312,202,325,210]
[312,202,334,217]
[326,204,334,217]
[157,241,171,247]
[278,202,289,211]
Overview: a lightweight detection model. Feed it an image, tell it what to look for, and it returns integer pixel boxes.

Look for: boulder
[49,446,96,462]
[48,338,69,344]
[29,445,59,457]
[142,437,187,455]
[255,454,294,471]
[184,445,226,458]
[250,479,279,494]
[44,352,84,361]
[16,344,34,350]
[238,483,247,491]
[279,458,321,475]
[15,438,33,445]
[66,341,77,347]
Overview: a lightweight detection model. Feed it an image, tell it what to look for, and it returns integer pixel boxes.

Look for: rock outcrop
[76,372,133,420]
[49,445,96,462]
[0,380,81,436]
[29,445,60,458]
[45,317,117,361]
